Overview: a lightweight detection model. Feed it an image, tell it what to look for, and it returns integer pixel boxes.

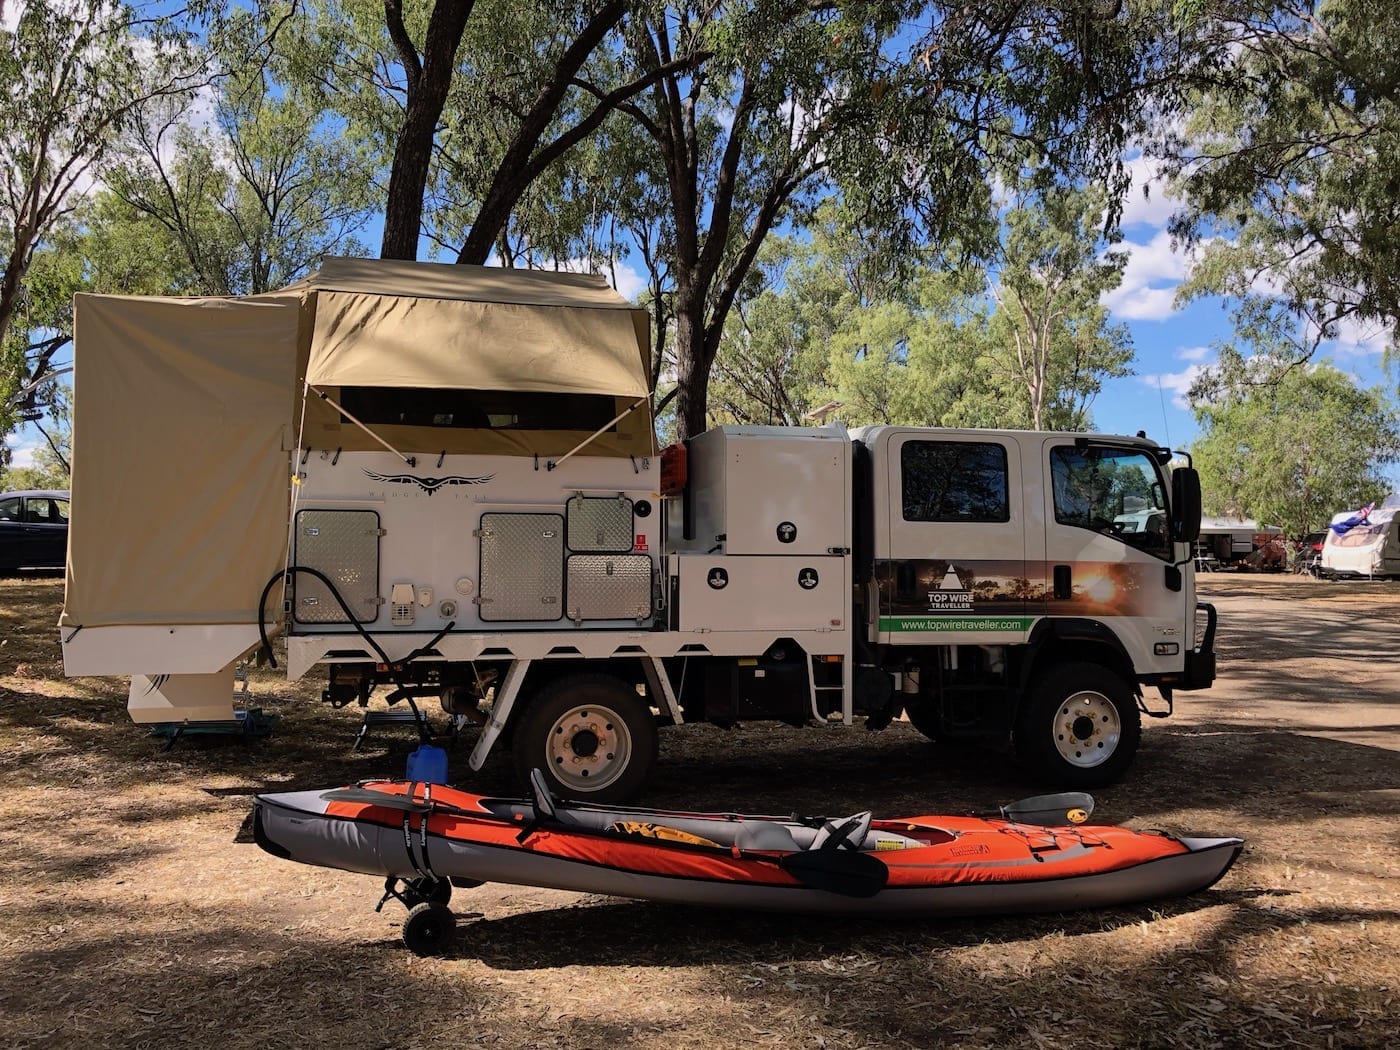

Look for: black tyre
[1014,662,1141,788]
[903,698,941,742]
[511,673,659,803]
[402,901,456,956]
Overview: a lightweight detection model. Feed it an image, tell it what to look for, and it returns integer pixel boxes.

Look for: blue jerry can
[406,743,449,785]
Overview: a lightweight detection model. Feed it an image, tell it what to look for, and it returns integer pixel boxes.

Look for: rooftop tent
[295,256,650,396]
[292,258,654,458]
[60,259,655,631]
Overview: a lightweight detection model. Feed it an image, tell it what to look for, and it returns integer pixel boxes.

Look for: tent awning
[298,258,651,396]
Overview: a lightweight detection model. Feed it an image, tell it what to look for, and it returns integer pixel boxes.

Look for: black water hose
[256,566,450,743]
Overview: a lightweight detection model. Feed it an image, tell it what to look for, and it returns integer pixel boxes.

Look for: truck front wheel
[1014,662,1141,788]
[902,699,942,743]
[512,673,658,803]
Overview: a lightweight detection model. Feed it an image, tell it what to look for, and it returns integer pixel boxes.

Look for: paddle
[999,791,1095,827]
[320,786,434,813]
[776,848,889,898]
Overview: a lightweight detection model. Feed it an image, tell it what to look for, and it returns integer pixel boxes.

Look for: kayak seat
[734,821,801,852]
[810,811,873,851]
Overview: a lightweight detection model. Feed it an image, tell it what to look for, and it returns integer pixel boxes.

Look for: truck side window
[902,441,1010,523]
[1050,446,1171,559]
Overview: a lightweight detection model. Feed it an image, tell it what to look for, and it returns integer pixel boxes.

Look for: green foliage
[0,463,65,490]
[0,383,71,485]
[1191,353,1400,536]
[104,8,376,296]
[280,0,637,264]
[985,179,1134,430]
[3,2,374,457]
[0,0,207,433]
[711,204,913,425]
[718,185,1133,432]
[1168,0,1400,368]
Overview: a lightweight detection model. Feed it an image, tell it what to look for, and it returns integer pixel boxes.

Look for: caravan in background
[1320,496,1400,580]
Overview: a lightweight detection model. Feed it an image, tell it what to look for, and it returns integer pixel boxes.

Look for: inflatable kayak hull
[253,782,1243,918]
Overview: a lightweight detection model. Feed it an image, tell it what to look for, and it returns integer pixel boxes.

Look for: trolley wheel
[405,876,452,907]
[402,901,456,956]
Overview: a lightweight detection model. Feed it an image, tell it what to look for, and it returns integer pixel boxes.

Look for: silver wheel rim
[543,703,634,793]
[1052,690,1122,769]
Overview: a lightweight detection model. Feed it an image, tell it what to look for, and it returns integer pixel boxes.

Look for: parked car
[0,489,70,571]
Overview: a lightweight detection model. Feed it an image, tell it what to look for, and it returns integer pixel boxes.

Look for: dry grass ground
[1,573,1396,1049]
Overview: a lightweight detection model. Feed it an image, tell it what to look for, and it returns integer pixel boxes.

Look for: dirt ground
[1,573,1396,1049]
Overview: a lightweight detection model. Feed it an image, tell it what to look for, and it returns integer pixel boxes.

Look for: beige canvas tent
[61,258,653,635]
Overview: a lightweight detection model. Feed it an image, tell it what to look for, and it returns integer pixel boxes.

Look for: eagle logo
[363,468,495,494]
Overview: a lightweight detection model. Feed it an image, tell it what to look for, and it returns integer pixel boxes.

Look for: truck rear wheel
[1014,662,1141,788]
[512,673,658,803]
[903,699,941,743]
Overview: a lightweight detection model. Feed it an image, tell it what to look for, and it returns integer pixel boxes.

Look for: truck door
[1041,440,1185,675]
[878,433,1032,642]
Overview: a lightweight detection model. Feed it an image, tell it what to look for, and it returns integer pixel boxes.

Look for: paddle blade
[1000,791,1095,826]
[778,849,889,898]
[320,787,431,813]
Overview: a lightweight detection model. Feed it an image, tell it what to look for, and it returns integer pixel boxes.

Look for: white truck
[59,258,1216,801]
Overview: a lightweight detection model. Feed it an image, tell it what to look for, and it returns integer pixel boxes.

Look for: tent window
[338,387,619,432]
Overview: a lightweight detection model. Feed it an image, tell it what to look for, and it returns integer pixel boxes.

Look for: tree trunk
[380,0,475,261]
[457,1,629,265]
[672,306,711,441]
[0,230,36,379]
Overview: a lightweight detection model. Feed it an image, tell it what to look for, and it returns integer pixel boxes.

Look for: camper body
[1320,504,1400,579]
[59,259,1215,802]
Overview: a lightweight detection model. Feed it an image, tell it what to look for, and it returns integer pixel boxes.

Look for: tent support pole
[305,382,416,466]
[547,396,649,471]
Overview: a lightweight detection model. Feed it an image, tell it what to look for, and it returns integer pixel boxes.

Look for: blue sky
[1092,156,1394,460]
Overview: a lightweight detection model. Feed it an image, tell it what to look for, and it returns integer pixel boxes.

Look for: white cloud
[1322,314,1391,359]
[1102,229,1195,321]
[4,440,38,469]
[1119,154,1180,230]
[1178,345,1212,363]
[1140,364,1207,410]
[609,262,648,303]
[1110,285,1179,321]
[555,257,648,304]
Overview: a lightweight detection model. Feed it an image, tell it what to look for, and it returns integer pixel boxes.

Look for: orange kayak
[254,777,1242,953]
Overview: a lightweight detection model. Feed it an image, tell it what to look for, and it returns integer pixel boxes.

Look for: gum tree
[0,0,207,435]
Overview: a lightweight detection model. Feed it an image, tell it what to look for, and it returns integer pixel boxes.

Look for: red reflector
[660,443,688,495]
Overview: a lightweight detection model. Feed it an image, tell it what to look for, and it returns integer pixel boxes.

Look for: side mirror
[1171,468,1202,543]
